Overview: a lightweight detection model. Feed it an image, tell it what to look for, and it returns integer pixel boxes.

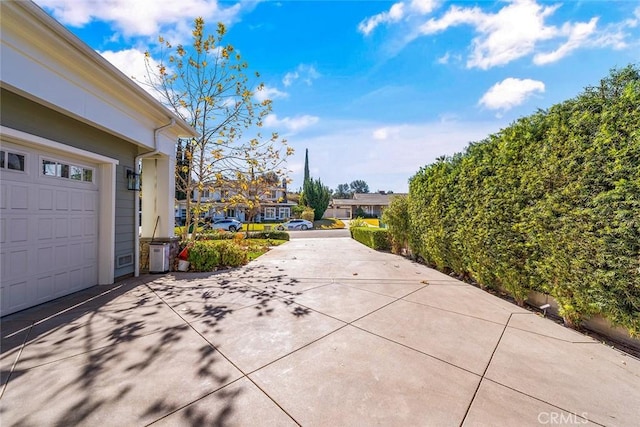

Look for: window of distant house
[42,159,93,183]
[268,190,278,199]
[0,150,26,172]
[279,207,290,219]
[265,207,276,219]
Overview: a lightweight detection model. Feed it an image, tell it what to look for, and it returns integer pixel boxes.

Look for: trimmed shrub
[349,217,368,238]
[217,240,248,267]
[382,195,410,255]
[351,227,391,251]
[301,208,315,222]
[246,231,290,241]
[188,240,248,271]
[198,231,235,240]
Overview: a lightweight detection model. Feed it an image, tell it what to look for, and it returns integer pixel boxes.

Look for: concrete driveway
[1,236,639,426]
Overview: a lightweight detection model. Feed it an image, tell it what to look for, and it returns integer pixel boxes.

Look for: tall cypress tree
[303,148,310,184]
[301,148,310,206]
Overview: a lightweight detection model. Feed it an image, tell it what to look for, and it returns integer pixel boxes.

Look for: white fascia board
[0,1,197,155]
[1,126,119,165]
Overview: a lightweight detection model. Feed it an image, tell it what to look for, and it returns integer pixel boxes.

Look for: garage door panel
[55,217,68,238]
[69,268,84,290]
[56,190,69,211]
[69,217,83,237]
[54,272,69,295]
[37,246,54,273]
[69,242,83,265]
[10,218,29,242]
[84,192,97,212]
[71,192,83,211]
[54,243,68,265]
[3,280,29,313]
[37,276,54,302]
[8,249,28,278]
[84,217,96,237]
[39,188,54,210]
[83,241,96,261]
[1,145,99,316]
[1,182,7,209]
[38,218,54,240]
[10,184,29,210]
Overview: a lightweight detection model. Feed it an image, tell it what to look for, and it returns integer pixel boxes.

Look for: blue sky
[36,0,639,193]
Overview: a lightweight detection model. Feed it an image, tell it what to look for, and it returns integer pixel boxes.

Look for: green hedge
[407,65,640,334]
[246,231,290,241]
[351,227,391,251]
[188,240,248,271]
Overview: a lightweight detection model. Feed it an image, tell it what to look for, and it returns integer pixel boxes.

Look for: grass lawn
[314,218,346,229]
[363,218,380,227]
[241,223,284,232]
[239,238,287,261]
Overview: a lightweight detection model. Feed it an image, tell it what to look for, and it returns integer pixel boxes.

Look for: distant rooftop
[332,192,407,206]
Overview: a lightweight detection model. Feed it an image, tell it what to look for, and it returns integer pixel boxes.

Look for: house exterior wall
[0,1,197,311]
[1,89,137,278]
[323,207,352,219]
[184,183,292,223]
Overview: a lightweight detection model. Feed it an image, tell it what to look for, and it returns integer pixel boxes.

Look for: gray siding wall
[1,89,140,278]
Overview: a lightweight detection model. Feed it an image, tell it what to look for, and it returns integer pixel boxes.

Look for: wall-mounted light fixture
[127,169,140,191]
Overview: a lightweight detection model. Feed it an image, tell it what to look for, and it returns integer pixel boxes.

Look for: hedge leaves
[407,65,640,333]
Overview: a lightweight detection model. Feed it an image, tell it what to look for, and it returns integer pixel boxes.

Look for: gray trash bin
[149,243,170,273]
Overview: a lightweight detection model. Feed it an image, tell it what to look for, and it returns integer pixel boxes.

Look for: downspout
[134,118,175,277]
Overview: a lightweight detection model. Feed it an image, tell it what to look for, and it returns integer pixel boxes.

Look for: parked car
[277,219,313,231]
[211,218,242,232]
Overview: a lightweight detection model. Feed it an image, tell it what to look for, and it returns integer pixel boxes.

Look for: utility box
[149,243,170,273]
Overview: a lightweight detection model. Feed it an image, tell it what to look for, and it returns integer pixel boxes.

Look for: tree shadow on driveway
[0,265,317,425]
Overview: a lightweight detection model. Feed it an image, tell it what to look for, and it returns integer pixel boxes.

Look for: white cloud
[100,48,152,82]
[410,0,438,15]
[282,64,320,87]
[254,85,288,103]
[358,2,405,36]
[358,0,438,35]
[264,114,319,133]
[422,0,561,69]
[99,48,169,100]
[437,51,450,64]
[585,10,640,51]
[370,0,639,69]
[534,18,598,65]
[479,78,545,111]
[373,127,391,140]
[99,48,196,120]
[37,0,243,40]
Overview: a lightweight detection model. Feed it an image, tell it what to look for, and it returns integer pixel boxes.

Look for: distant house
[324,192,407,219]
[176,179,296,223]
[0,1,197,316]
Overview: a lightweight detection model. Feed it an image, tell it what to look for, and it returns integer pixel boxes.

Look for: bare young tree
[142,18,291,239]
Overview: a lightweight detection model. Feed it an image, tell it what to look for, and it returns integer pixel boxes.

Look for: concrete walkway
[1,237,639,426]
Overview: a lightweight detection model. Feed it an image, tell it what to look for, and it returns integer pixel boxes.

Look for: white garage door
[1,142,99,316]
